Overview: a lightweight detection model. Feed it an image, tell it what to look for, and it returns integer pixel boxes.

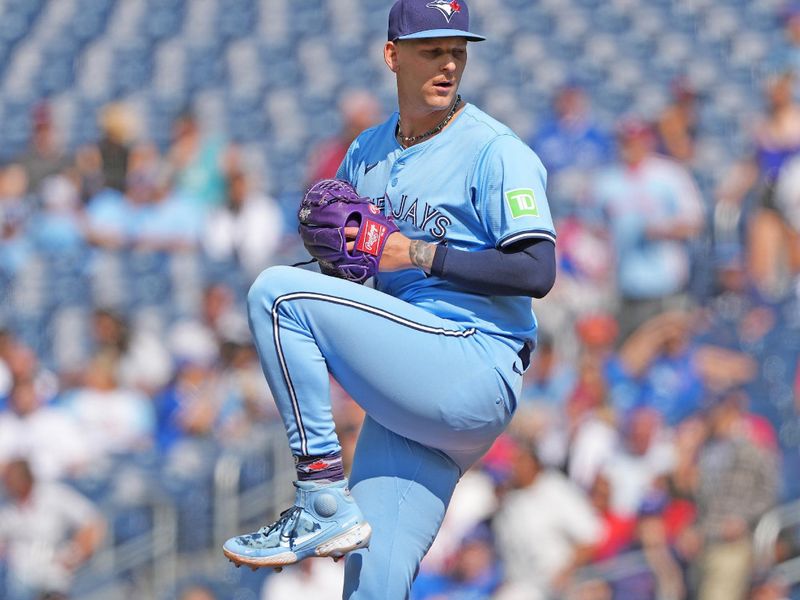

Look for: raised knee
[247,265,298,313]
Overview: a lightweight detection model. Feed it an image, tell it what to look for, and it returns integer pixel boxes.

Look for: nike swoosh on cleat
[364,162,379,174]
[279,531,320,548]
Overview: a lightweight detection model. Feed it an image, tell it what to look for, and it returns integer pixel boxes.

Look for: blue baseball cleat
[222,479,372,570]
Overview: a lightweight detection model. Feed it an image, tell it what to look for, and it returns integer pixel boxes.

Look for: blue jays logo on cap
[388,0,486,42]
[426,0,461,23]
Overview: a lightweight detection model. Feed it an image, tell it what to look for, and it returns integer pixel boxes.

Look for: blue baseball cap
[388,0,486,42]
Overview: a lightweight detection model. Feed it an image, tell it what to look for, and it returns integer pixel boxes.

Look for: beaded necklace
[396,95,462,147]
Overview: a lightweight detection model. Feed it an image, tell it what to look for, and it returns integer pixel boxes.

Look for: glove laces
[291,257,318,268]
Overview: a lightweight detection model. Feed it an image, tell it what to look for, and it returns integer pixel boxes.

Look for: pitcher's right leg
[343,417,461,599]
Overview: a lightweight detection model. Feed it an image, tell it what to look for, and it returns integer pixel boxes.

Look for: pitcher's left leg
[224,266,514,571]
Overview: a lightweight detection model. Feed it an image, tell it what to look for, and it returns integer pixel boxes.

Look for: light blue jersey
[337,103,556,350]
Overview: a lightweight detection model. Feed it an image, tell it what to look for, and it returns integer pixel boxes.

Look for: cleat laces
[259,506,304,549]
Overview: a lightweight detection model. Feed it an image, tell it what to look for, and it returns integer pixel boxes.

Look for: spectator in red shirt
[589,473,636,562]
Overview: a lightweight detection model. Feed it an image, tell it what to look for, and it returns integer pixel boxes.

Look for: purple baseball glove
[298,179,399,284]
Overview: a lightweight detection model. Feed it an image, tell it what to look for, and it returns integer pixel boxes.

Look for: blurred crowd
[4,10,800,600]
[0,96,292,599]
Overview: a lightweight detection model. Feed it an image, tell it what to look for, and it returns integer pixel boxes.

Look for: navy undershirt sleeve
[430,238,556,298]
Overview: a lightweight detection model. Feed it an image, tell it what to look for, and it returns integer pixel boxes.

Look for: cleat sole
[222,547,298,570]
[315,523,372,558]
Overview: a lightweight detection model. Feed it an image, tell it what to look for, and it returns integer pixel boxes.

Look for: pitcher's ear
[384,41,399,73]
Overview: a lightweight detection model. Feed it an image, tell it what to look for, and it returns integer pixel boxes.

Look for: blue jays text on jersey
[372,192,453,240]
[337,102,557,355]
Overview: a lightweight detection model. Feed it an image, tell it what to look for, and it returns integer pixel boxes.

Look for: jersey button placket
[390,162,402,187]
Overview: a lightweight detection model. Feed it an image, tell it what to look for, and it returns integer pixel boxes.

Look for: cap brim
[396,28,486,42]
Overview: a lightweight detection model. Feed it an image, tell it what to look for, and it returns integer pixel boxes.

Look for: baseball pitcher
[223,0,557,597]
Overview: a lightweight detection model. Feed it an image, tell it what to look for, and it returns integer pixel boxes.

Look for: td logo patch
[505,188,539,218]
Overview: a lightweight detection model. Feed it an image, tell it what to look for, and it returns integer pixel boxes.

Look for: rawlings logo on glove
[297,179,399,284]
[356,219,389,256]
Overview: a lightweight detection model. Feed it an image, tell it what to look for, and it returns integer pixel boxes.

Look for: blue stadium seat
[625,32,658,61]
[38,52,77,97]
[113,42,154,95]
[143,0,185,41]
[71,0,114,45]
[185,45,224,93]
[289,2,328,36]
[669,4,703,36]
[592,5,631,34]
[226,92,268,142]
[218,0,257,40]
[744,2,783,33]
[0,102,31,159]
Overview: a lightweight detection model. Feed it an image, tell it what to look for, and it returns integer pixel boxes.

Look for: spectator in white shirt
[61,351,155,458]
[601,407,675,518]
[203,169,283,281]
[0,459,105,599]
[260,558,344,600]
[493,441,602,600]
[592,118,705,338]
[91,308,173,396]
[0,379,90,481]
